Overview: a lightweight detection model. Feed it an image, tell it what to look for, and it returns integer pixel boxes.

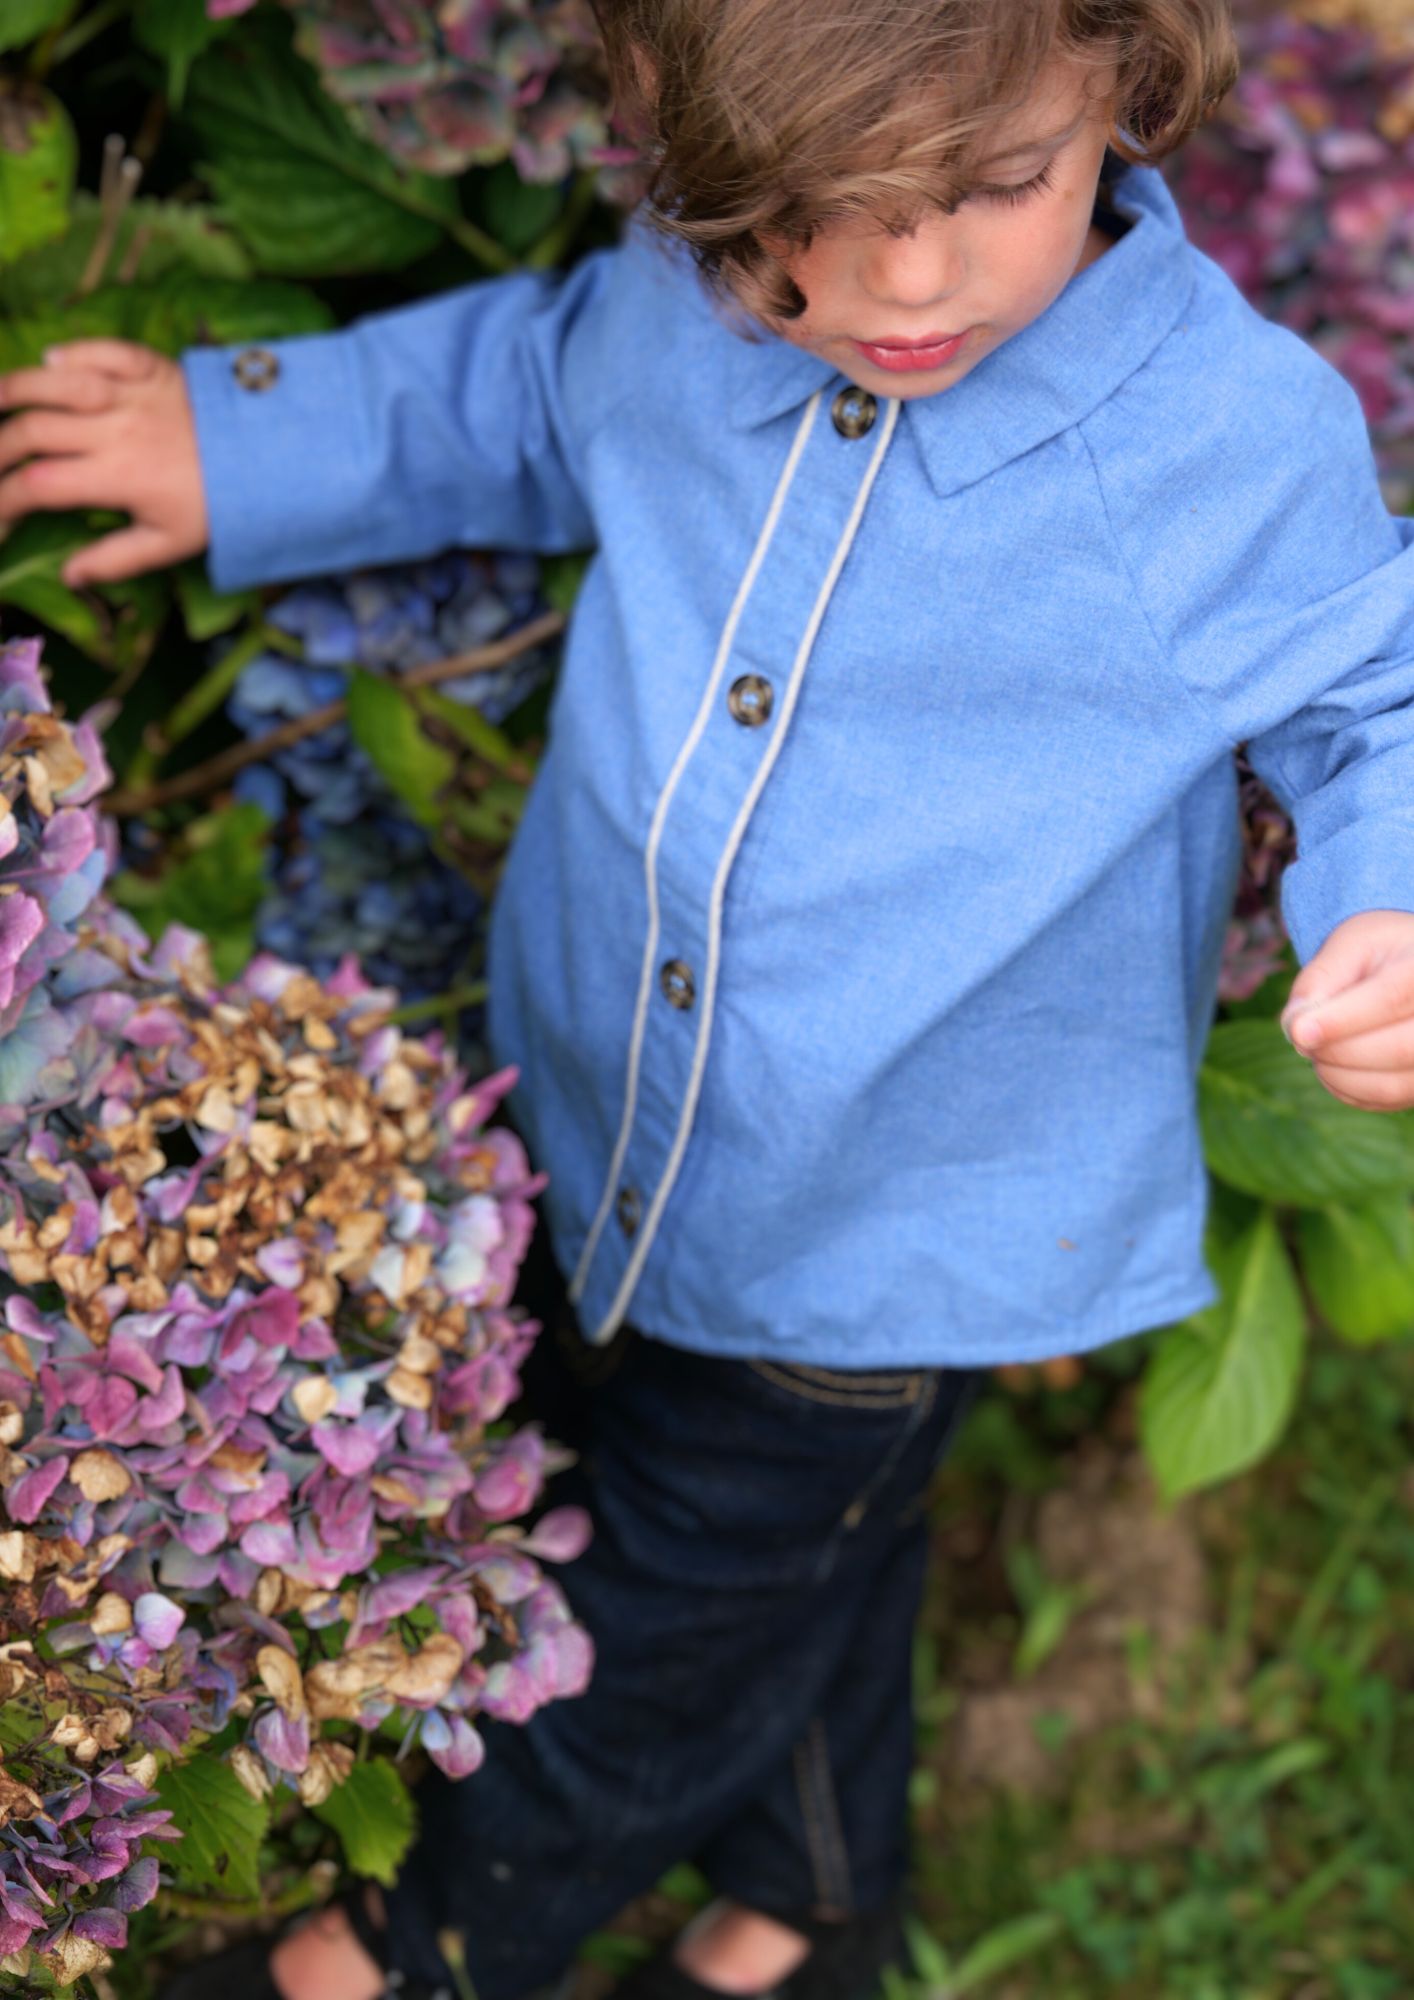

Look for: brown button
[831,387,877,439]
[660,959,695,1010]
[616,1186,641,1237]
[233,347,280,392]
[727,675,773,728]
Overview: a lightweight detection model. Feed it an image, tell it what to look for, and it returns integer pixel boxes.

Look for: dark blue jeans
[386,1306,975,2000]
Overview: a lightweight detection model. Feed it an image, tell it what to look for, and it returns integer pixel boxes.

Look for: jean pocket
[746,1359,937,1411]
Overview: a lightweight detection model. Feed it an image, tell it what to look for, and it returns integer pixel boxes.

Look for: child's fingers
[0,409,107,475]
[62,523,179,586]
[0,365,118,416]
[1283,954,1414,1055]
[1309,1058,1414,1113]
[1302,1016,1414,1073]
[40,339,165,381]
[0,450,127,523]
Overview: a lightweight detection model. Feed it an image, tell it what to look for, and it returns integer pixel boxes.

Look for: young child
[6,2,1414,1998]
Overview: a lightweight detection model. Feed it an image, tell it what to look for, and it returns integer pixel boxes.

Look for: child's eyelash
[973,160,1057,206]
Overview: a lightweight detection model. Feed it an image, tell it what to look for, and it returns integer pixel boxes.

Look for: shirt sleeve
[1245,520,1414,962]
[182,252,614,592]
[1086,287,1414,964]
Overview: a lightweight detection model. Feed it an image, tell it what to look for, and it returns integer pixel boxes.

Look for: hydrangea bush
[1172,11,1414,494]
[209,0,644,194]
[0,636,590,1987]
[224,552,554,1004]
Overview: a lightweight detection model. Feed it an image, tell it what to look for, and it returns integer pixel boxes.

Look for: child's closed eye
[968,159,1058,206]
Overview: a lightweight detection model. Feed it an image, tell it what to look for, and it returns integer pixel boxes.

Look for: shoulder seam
[1075,421,1240,756]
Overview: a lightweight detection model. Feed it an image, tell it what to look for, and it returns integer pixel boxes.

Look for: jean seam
[792,1717,853,1913]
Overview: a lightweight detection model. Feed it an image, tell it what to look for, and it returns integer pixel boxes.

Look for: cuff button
[232,347,280,392]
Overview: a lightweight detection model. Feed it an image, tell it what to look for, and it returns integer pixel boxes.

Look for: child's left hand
[1283,911,1414,1111]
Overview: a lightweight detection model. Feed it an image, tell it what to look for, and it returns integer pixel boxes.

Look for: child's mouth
[848,330,970,373]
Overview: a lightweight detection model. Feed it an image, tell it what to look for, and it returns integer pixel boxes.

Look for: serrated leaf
[0,264,332,373]
[0,82,76,268]
[0,195,252,316]
[347,670,454,824]
[312,1757,416,1887]
[156,1752,269,1900]
[1140,1208,1306,1500]
[0,0,71,57]
[1298,1193,1414,1346]
[1199,1021,1414,1207]
[184,14,460,275]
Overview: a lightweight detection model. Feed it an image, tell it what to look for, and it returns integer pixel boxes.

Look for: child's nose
[860,224,965,312]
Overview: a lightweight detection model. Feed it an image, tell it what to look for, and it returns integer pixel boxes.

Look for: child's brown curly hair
[594,0,1237,318]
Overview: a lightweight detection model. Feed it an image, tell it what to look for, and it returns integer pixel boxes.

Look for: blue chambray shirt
[185,167,1414,1368]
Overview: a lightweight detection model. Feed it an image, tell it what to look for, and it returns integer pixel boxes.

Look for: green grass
[901,1338,1414,1998]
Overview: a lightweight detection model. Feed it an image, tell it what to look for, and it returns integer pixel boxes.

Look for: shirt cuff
[183,334,366,593]
[1280,821,1414,960]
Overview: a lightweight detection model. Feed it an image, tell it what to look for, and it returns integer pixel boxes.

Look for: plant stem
[122,621,281,794]
[389,983,487,1024]
[158,1862,338,1925]
[105,610,565,815]
[443,214,519,273]
[44,0,134,68]
[524,172,599,272]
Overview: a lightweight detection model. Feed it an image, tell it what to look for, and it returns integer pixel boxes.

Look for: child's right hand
[0,340,208,586]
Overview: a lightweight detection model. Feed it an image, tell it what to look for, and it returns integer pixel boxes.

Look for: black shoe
[611,1898,905,2000]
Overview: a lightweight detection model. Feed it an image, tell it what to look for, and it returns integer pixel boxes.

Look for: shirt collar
[726,166,1195,492]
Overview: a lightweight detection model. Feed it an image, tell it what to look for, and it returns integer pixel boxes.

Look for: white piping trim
[569,392,823,1304]
[587,396,901,1343]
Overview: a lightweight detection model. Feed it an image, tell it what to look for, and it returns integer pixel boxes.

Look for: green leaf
[113,803,270,982]
[946,1912,1064,1995]
[134,0,230,105]
[0,0,71,56]
[1298,1193,1414,1346]
[0,194,252,315]
[540,551,591,617]
[0,82,77,268]
[312,1757,416,1887]
[0,513,108,658]
[346,669,454,825]
[175,561,260,642]
[156,1752,270,1901]
[481,160,563,254]
[184,14,462,274]
[904,1913,952,1987]
[1199,1020,1414,1207]
[0,263,332,373]
[1140,1207,1307,1500]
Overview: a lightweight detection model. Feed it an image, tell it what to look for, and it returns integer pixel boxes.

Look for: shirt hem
[622,1278,1218,1371]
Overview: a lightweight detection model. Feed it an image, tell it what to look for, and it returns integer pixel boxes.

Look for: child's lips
[848,330,971,373]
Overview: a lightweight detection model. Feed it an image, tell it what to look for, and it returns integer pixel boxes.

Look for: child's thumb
[1281,922,1375,1046]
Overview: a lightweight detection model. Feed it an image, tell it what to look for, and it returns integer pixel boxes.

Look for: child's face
[765,61,1115,402]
